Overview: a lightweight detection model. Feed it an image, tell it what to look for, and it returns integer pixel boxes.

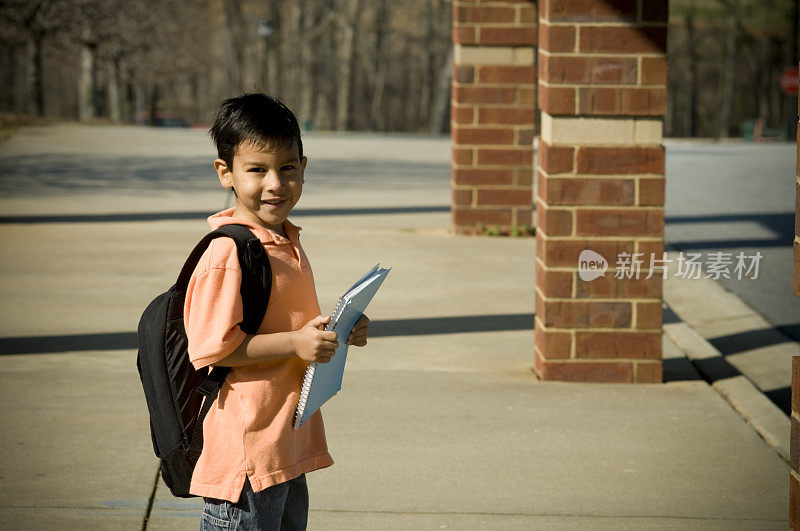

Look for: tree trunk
[148,84,160,126]
[431,46,453,134]
[26,36,44,116]
[223,0,245,93]
[2,44,17,113]
[686,2,699,137]
[718,0,739,138]
[336,0,362,131]
[79,41,97,121]
[370,0,389,130]
[107,56,121,122]
[299,0,315,125]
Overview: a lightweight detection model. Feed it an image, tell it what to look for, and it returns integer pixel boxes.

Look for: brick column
[534,0,667,382]
[793,357,800,528]
[451,0,537,235]
[792,65,800,531]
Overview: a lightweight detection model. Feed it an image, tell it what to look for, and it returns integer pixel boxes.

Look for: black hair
[209,92,303,173]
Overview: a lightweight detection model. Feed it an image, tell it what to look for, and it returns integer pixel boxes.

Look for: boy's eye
[281,165,295,171]
[248,167,265,173]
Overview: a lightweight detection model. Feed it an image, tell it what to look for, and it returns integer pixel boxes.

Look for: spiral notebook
[293,264,391,429]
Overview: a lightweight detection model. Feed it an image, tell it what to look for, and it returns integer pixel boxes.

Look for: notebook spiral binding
[293,298,349,428]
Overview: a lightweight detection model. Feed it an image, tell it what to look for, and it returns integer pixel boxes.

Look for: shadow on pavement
[0,313,536,356]
[0,206,450,224]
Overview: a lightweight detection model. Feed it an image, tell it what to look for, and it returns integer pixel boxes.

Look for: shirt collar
[206,207,301,245]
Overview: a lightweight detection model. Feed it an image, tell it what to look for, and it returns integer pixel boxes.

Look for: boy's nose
[264,170,282,190]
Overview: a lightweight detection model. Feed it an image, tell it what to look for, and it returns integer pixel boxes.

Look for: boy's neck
[230,206,286,237]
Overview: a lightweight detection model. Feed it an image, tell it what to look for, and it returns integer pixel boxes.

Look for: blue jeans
[200,474,308,530]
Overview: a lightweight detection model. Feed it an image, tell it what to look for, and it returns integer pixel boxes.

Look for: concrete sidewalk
[0,125,790,529]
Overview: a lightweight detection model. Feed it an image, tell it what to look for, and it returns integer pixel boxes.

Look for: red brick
[536,234,634,268]
[796,179,800,236]
[539,142,574,174]
[479,65,536,84]
[478,26,537,46]
[639,178,665,205]
[579,26,667,54]
[575,275,663,299]
[478,106,536,125]
[453,126,515,145]
[636,240,664,258]
[454,86,516,104]
[623,88,667,115]
[791,473,800,527]
[577,146,665,174]
[790,415,799,472]
[635,301,663,329]
[577,87,667,116]
[453,65,475,84]
[534,350,634,382]
[534,319,572,359]
[514,208,533,227]
[453,146,474,166]
[539,85,575,115]
[635,362,663,383]
[536,265,572,299]
[452,207,512,227]
[452,167,514,186]
[477,147,534,165]
[541,177,635,205]
[641,57,668,85]
[454,25,476,44]
[548,0,637,22]
[795,240,800,296]
[451,104,475,125]
[541,55,637,85]
[540,300,631,328]
[515,167,533,185]
[575,208,664,237]
[793,356,800,414]
[452,187,473,207]
[575,331,661,359]
[539,23,576,53]
[455,6,516,23]
[641,1,669,22]
[518,87,536,104]
[519,4,537,23]
[517,128,535,146]
[536,201,573,236]
[476,187,532,206]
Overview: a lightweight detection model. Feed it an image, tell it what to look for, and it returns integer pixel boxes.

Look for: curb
[664,320,790,462]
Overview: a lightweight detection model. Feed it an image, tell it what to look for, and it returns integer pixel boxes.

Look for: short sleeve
[183,240,247,370]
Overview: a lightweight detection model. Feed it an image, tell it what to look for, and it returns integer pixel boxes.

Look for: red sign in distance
[780,67,798,96]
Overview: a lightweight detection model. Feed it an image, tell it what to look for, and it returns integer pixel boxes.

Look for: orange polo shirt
[183,207,333,502]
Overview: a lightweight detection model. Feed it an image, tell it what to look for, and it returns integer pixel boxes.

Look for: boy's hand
[347,314,370,347]
[291,315,339,363]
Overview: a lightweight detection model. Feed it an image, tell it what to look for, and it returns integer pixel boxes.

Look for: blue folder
[293,264,391,429]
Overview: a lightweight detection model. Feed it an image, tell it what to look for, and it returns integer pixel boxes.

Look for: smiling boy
[183,93,369,529]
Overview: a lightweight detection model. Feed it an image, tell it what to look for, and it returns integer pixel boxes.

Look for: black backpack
[136,224,271,498]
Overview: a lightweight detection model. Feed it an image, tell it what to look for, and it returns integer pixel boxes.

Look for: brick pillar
[533,0,667,383]
[793,357,800,528]
[451,0,537,235]
[795,63,800,297]
[792,64,800,531]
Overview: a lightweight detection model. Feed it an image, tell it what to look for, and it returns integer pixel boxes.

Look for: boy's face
[215,141,307,233]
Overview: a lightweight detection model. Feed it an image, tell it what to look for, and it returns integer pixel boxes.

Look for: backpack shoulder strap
[174,223,272,335]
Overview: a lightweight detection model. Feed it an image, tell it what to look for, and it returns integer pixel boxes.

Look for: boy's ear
[300,156,307,182]
[214,159,233,189]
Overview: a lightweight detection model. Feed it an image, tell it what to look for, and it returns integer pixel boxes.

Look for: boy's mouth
[261,198,287,210]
